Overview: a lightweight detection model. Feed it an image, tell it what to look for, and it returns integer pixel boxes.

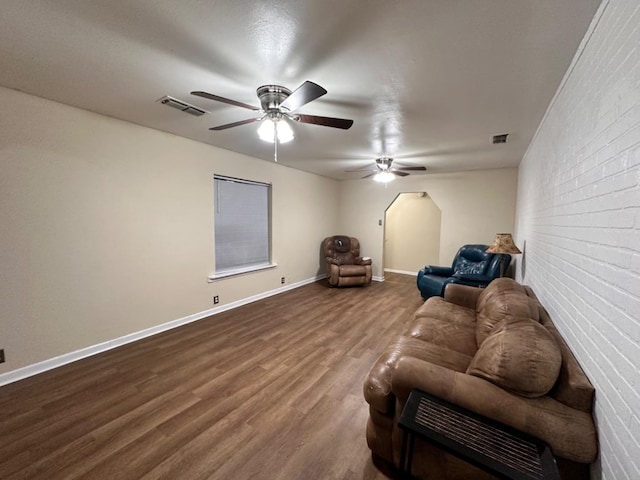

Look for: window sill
[208,263,278,282]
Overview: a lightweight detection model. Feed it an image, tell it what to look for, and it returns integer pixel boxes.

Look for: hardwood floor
[0,273,422,479]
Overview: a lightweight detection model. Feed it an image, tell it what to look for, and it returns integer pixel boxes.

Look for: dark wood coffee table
[398,389,560,480]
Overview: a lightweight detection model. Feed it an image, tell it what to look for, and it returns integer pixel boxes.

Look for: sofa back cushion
[476,277,527,311]
[467,317,562,398]
[475,290,540,346]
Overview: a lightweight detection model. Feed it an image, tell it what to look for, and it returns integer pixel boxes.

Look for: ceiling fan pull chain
[274,127,278,162]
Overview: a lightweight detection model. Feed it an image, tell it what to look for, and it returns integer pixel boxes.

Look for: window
[211,175,273,278]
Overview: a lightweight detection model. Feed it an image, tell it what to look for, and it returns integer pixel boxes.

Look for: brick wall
[515,1,640,479]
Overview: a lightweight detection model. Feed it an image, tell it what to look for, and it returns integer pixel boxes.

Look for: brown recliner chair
[323,235,372,287]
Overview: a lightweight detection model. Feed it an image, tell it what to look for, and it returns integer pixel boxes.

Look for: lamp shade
[486,233,522,254]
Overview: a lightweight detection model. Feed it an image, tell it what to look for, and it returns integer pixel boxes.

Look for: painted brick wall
[515,1,640,479]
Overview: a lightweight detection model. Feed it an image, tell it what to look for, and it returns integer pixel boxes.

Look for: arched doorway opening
[383,192,442,277]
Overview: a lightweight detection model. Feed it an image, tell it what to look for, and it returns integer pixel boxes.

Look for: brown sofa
[363,278,597,480]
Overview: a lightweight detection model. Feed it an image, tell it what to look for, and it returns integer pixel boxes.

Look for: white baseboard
[384,268,418,276]
[0,274,326,387]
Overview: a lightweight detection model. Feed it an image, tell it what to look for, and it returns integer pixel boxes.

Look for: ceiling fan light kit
[373,171,395,183]
[257,115,294,144]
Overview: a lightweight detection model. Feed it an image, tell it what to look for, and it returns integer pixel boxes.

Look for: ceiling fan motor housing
[376,157,393,170]
[257,85,292,113]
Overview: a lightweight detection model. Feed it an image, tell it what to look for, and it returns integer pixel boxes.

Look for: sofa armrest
[423,265,454,277]
[391,356,598,464]
[356,256,372,266]
[443,283,483,309]
[363,359,395,414]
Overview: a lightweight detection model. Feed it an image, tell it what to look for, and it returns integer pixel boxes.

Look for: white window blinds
[214,175,271,274]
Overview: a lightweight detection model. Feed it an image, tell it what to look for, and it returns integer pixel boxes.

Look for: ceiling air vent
[492,133,509,144]
[158,96,206,116]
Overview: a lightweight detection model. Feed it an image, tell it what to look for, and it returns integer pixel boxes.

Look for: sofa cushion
[409,316,477,357]
[382,335,473,373]
[476,291,540,346]
[467,318,562,398]
[415,296,476,327]
[338,264,368,277]
[476,277,527,312]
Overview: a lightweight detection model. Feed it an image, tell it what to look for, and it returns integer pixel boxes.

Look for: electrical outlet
[281,277,285,284]
[213,296,219,305]
[0,349,5,364]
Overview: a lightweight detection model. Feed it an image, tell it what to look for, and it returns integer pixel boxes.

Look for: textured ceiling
[0,0,601,180]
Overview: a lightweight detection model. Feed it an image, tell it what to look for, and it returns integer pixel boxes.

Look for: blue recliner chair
[416,244,511,300]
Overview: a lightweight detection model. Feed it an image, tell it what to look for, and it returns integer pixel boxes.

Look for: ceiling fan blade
[394,166,427,171]
[361,172,378,179]
[209,117,263,131]
[280,81,327,112]
[295,114,353,130]
[390,170,410,177]
[191,91,260,111]
[345,166,377,172]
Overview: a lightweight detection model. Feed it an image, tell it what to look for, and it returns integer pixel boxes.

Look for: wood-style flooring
[0,273,422,480]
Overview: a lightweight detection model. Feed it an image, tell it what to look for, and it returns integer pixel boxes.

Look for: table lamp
[486,233,522,277]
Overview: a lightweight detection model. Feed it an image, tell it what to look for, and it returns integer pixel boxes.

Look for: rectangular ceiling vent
[158,96,206,116]
[492,133,509,144]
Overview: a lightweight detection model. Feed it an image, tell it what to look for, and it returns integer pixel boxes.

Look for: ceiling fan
[191,81,353,139]
[346,157,427,182]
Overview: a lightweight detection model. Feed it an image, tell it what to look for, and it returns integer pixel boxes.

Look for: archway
[383,192,442,276]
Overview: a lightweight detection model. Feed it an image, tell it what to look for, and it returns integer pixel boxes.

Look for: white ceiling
[0,0,601,180]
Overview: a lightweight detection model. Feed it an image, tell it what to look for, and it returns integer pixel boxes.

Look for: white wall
[384,192,441,273]
[338,168,518,279]
[0,86,339,376]
[514,1,640,478]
